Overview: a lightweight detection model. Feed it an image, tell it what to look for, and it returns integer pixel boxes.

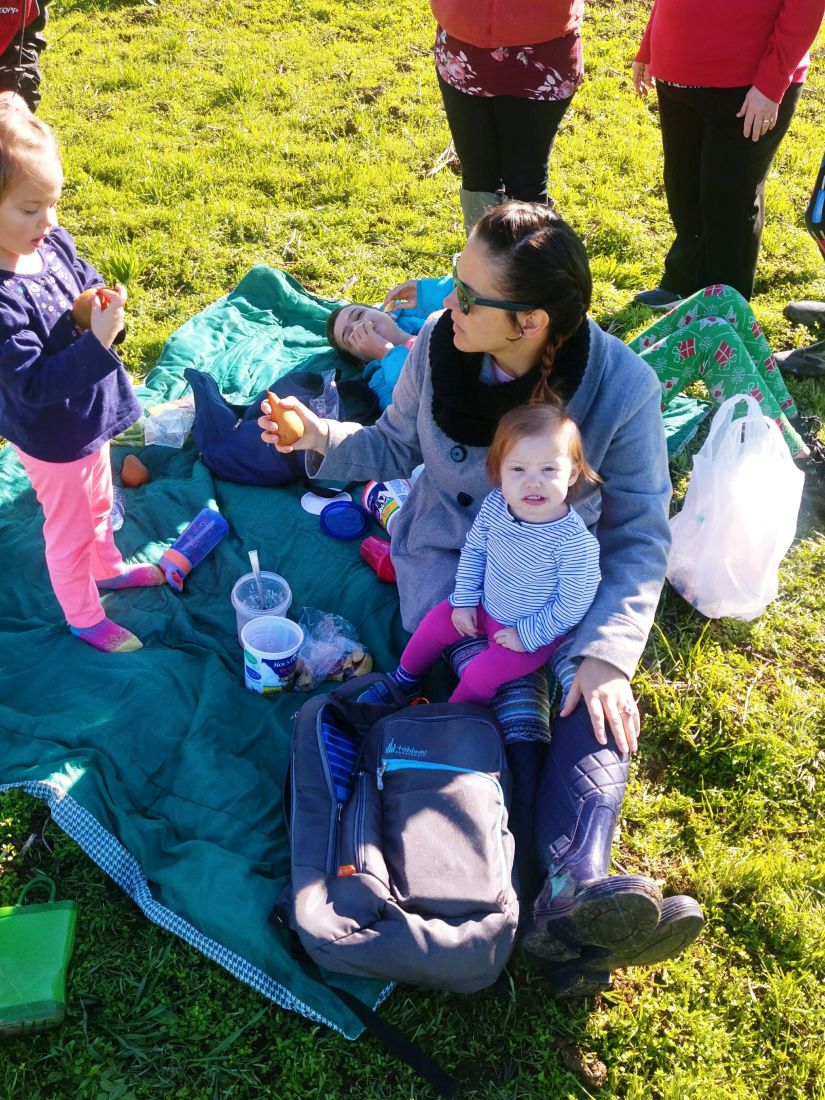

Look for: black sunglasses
[451,253,536,315]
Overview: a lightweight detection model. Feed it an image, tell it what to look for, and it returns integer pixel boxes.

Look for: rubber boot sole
[596,894,705,969]
[523,875,662,962]
[534,896,705,1000]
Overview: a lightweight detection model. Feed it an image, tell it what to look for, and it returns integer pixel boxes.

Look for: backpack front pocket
[378,759,508,917]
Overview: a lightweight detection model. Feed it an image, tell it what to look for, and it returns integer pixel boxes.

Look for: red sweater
[430,0,583,49]
[0,1,39,56]
[635,0,824,103]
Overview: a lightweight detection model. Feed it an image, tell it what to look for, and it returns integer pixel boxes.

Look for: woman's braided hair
[473,201,592,404]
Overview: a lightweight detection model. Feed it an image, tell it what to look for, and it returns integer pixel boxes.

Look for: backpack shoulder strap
[270,910,460,1099]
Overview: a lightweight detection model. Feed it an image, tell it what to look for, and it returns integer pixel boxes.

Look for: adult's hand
[737,86,779,142]
[382,280,417,312]
[257,396,329,454]
[631,61,654,96]
[559,656,640,754]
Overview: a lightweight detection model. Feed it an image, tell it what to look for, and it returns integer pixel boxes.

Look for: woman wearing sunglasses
[259,200,704,996]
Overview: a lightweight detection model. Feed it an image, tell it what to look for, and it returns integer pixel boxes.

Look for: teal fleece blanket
[0,267,405,1039]
[0,265,707,1038]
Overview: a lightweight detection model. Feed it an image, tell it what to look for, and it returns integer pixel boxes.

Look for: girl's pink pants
[15,442,124,628]
[402,598,563,705]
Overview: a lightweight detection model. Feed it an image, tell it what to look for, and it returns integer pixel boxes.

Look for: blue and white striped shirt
[449,488,602,653]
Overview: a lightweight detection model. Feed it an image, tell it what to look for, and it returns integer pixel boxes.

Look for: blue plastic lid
[319,501,371,540]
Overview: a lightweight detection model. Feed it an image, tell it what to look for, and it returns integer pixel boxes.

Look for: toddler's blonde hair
[0,104,60,199]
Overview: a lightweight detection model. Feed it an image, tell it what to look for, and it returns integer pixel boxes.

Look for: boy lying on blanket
[326,276,452,409]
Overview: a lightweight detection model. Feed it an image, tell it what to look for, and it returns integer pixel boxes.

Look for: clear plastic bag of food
[142,396,196,448]
[294,608,372,691]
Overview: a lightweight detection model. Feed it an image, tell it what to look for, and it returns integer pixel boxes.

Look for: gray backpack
[281,674,519,994]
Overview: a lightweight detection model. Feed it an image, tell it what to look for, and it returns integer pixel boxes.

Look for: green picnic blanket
[0,265,709,1039]
[0,266,404,1039]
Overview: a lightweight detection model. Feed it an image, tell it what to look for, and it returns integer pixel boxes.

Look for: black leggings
[656,80,802,299]
[438,74,573,204]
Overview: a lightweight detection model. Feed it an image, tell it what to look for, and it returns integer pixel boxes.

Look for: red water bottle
[359,536,397,583]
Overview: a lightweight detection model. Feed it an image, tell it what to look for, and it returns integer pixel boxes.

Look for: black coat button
[450,445,467,463]
[457,492,473,507]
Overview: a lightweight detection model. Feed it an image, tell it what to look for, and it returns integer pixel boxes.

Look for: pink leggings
[401,599,563,705]
[15,442,124,628]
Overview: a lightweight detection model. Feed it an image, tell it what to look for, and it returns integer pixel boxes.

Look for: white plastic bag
[666,394,803,621]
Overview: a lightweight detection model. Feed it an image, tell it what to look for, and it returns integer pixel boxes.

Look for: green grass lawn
[1,0,825,1096]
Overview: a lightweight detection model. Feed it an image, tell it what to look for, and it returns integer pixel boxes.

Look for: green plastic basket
[0,874,78,1038]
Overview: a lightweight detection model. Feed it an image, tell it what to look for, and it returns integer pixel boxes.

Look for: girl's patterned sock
[97,564,165,589]
[70,617,143,653]
[390,665,423,698]
[358,664,423,705]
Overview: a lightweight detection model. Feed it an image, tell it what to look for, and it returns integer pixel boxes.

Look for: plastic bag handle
[15,873,57,906]
[703,393,764,451]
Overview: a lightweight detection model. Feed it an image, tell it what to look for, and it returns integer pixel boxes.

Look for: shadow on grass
[58,0,160,15]
[594,300,655,338]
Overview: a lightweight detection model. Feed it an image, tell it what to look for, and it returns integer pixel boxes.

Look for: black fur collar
[429,311,590,446]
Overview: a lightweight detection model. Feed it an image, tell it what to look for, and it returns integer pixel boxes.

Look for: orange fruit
[121,454,150,487]
[71,287,110,329]
[266,390,304,445]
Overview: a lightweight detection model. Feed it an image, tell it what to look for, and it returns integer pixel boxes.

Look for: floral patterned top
[434,24,583,101]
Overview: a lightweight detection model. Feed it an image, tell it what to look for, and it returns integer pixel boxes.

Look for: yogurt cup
[241,616,304,695]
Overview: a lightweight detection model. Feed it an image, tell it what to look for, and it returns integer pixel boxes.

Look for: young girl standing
[367,403,601,705]
[0,106,163,652]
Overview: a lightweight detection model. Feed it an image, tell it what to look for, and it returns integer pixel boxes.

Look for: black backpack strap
[271,912,459,1099]
[325,981,460,1100]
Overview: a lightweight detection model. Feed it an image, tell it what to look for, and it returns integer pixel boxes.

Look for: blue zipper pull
[376,759,387,790]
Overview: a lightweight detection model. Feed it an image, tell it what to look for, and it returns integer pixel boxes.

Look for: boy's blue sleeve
[414,276,453,320]
[392,277,452,336]
[364,344,411,411]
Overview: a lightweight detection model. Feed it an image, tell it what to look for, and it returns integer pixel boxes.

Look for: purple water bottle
[159,507,230,592]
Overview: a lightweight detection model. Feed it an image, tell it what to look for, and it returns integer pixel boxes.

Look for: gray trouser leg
[459,189,501,234]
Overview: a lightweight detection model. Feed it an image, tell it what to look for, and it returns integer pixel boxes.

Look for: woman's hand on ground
[559,656,640,754]
[493,626,525,652]
[257,396,328,454]
[382,280,417,313]
[737,86,779,142]
[90,283,127,348]
[451,605,479,637]
[631,62,654,96]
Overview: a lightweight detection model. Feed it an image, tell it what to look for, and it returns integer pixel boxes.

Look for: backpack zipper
[354,770,367,873]
[316,709,344,876]
[376,758,509,894]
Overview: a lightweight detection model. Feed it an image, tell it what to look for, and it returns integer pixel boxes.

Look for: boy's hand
[349,319,394,361]
[382,280,417,313]
[90,283,127,349]
[451,605,479,637]
[494,626,526,652]
[0,90,29,112]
